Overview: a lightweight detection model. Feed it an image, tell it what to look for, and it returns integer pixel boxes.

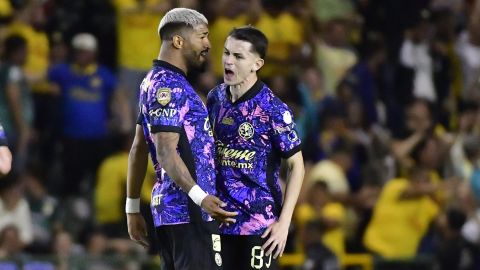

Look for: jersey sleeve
[0,123,7,146]
[145,82,189,133]
[270,102,302,158]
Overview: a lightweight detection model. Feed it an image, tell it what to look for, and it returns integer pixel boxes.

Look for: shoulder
[207,83,226,103]
[146,69,192,96]
[97,65,116,78]
[49,63,69,73]
[383,178,409,194]
[144,71,194,107]
[154,69,192,91]
[263,87,293,119]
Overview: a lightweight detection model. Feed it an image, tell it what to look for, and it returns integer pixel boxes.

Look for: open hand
[261,220,290,259]
[127,213,149,248]
[201,195,238,224]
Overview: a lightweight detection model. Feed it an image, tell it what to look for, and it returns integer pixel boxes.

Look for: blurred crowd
[1,0,480,269]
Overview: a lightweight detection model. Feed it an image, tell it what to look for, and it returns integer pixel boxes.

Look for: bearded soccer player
[0,122,12,176]
[126,8,237,270]
[207,26,305,270]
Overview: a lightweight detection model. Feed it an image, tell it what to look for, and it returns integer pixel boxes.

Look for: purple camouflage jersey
[207,80,302,235]
[138,60,217,227]
[0,123,7,146]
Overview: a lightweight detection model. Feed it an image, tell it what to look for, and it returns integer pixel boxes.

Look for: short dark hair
[228,26,268,59]
[159,22,191,41]
[4,34,27,57]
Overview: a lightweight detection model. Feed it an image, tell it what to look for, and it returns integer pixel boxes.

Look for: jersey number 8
[250,246,272,269]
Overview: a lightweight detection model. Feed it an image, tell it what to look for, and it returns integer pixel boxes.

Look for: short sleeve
[7,66,22,83]
[136,111,143,125]
[146,85,188,133]
[270,103,301,158]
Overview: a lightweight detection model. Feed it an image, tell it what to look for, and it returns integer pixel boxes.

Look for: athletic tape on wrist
[188,185,208,206]
[125,197,140,213]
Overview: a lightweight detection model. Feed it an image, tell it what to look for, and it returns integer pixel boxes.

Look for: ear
[252,58,264,72]
[172,35,184,49]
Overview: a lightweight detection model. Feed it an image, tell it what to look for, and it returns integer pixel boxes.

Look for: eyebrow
[224,48,244,57]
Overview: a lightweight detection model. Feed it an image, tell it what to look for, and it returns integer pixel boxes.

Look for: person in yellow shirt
[7,1,49,89]
[208,0,251,78]
[295,181,346,265]
[307,139,354,203]
[254,0,304,79]
[112,0,171,129]
[363,166,441,259]
[95,134,155,237]
[315,19,357,96]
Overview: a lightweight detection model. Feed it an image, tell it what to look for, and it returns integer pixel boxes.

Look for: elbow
[155,145,170,166]
[129,140,147,161]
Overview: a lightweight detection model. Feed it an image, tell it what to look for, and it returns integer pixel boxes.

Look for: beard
[184,49,206,71]
[185,50,205,70]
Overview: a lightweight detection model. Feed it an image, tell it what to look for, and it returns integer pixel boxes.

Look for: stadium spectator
[0,225,25,259]
[295,181,346,265]
[255,0,304,80]
[24,168,60,253]
[112,0,170,126]
[315,18,357,96]
[307,140,354,202]
[455,0,480,100]
[434,207,479,270]
[94,134,154,238]
[0,173,33,247]
[363,166,444,258]
[0,34,33,171]
[208,0,250,79]
[48,33,125,198]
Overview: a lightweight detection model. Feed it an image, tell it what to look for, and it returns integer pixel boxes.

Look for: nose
[204,37,211,50]
[224,54,234,65]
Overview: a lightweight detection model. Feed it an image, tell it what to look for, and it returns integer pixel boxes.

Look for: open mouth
[200,50,209,57]
[224,68,234,76]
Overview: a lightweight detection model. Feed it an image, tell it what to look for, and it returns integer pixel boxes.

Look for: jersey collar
[226,79,264,105]
[72,64,98,75]
[153,60,187,78]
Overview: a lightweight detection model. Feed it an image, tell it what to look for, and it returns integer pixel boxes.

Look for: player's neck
[230,75,258,102]
[158,49,188,75]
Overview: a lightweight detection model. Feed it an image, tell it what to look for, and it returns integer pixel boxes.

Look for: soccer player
[126,8,237,270]
[0,122,12,176]
[207,26,305,270]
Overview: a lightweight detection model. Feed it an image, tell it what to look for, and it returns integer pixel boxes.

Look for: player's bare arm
[262,151,304,259]
[0,146,12,176]
[126,125,150,248]
[154,131,237,223]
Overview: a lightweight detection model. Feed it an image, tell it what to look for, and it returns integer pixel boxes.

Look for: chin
[223,77,236,85]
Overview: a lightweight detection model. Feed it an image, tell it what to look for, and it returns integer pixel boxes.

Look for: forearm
[400,185,436,200]
[392,132,424,160]
[156,148,197,192]
[279,153,305,223]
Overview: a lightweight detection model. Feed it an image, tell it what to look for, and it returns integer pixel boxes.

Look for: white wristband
[188,185,208,206]
[125,198,140,213]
